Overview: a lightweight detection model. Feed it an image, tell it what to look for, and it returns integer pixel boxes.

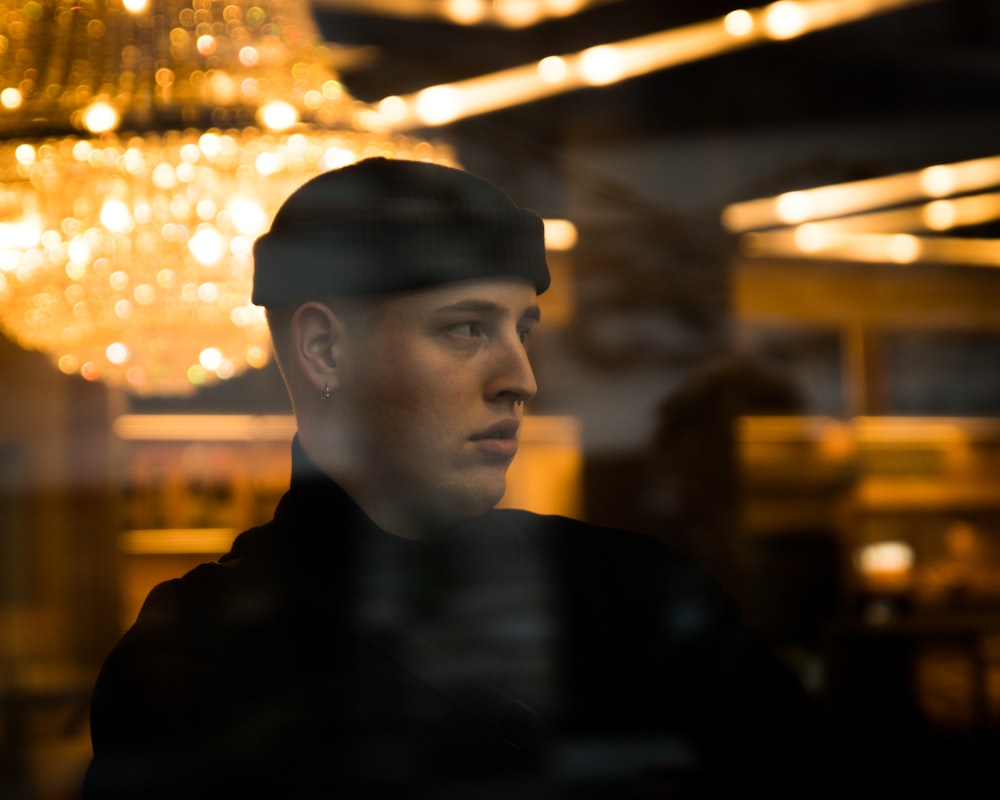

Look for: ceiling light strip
[723,153,1000,233]
[757,191,1000,236]
[312,0,614,28]
[739,229,1000,267]
[360,0,936,131]
[112,414,297,441]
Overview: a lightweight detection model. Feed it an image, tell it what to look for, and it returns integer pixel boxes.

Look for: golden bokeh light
[543,218,578,251]
[724,9,756,37]
[579,45,626,85]
[538,56,570,83]
[0,0,455,396]
[364,0,932,131]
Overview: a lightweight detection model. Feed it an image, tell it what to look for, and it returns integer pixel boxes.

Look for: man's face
[332,278,540,536]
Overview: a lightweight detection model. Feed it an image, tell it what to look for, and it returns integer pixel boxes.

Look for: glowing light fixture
[723,154,1000,233]
[0,0,454,396]
[579,45,626,85]
[741,229,1000,268]
[313,0,594,28]
[543,219,578,251]
[856,540,914,586]
[112,413,297,441]
[362,0,938,131]
[763,0,809,39]
[725,152,1000,269]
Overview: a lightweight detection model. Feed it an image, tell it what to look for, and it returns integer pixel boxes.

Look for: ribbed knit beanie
[252,157,550,306]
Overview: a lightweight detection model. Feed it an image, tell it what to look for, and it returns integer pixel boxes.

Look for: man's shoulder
[117,520,287,643]
[489,506,659,545]
[485,508,734,631]
[488,508,715,580]
[485,510,793,708]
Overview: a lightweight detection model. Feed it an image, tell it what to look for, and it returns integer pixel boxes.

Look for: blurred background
[2,0,1000,796]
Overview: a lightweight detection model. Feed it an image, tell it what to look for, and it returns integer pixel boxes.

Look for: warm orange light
[362,0,934,131]
[81,101,120,133]
[741,228,1000,268]
[538,56,569,83]
[724,9,756,36]
[724,153,1000,233]
[112,414,298,442]
[499,415,582,518]
[763,1,808,39]
[0,88,22,109]
[579,45,625,85]
[257,100,300,131]
[0,0,455,397]
[543,218,578,251]
[856,540,914,590]
[119,529,239,555]
[320,0,598,28]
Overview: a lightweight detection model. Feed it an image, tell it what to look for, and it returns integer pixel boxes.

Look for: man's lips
[472,419,520,441]
[470,419,520,458]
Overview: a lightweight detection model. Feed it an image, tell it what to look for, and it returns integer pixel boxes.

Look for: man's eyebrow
[434,300,542,322]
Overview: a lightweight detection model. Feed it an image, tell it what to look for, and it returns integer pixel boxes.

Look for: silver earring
[320,384,331,401]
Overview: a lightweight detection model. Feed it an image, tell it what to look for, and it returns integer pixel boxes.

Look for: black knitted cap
[252,157,550,306]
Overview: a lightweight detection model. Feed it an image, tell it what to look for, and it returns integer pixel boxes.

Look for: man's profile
[82,157,846,799]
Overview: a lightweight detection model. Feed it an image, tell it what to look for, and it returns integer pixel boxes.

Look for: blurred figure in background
[83,158,850,799]
[647,354,807,594]
[647,353,841,656]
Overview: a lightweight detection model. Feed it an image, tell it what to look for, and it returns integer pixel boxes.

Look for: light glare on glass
[887,233,920,263]
[376,96,408,123]
[857,541,914,575]
[920,165,957,198]
[197,35,216,56]
[258,101,299,131]
[416,86,461,125]
[763,1,807,40]
[495,0,542,27]
[775,191,810,224]
[538,56,568,83]
[793,223,826,252]
[199,346,223,370]
[0,88,23,109]
[82,101,120,133]
[229,199,268,236]
[14,144,35,164]
[543,219,577,251]
[446,0,484,24]
[100,200,133,234]
[189,228,226,265]
[724,10,755,37]
[579,46,624,85]
[923,200,957,231]
[106,342,129,364]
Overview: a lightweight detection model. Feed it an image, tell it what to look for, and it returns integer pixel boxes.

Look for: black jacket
[83,438,848,799]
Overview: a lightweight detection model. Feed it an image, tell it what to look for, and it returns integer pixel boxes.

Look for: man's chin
[440,480,507,524]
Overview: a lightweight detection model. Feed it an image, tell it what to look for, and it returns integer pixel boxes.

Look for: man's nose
[491,330,537,404]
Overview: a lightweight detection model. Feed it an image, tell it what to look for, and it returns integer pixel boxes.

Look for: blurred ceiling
[311,0,1000,150]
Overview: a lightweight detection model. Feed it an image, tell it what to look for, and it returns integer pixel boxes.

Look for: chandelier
[0,0,454,396]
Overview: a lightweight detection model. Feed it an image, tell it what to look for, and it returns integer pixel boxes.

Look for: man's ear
[289,301,347,395]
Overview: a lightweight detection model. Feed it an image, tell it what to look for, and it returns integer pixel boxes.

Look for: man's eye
[452,321,483,338]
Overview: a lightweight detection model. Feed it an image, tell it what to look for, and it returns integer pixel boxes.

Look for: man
[83,158,849,798]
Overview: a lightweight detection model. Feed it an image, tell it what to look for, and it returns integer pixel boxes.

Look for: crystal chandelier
[0,0,454,396]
